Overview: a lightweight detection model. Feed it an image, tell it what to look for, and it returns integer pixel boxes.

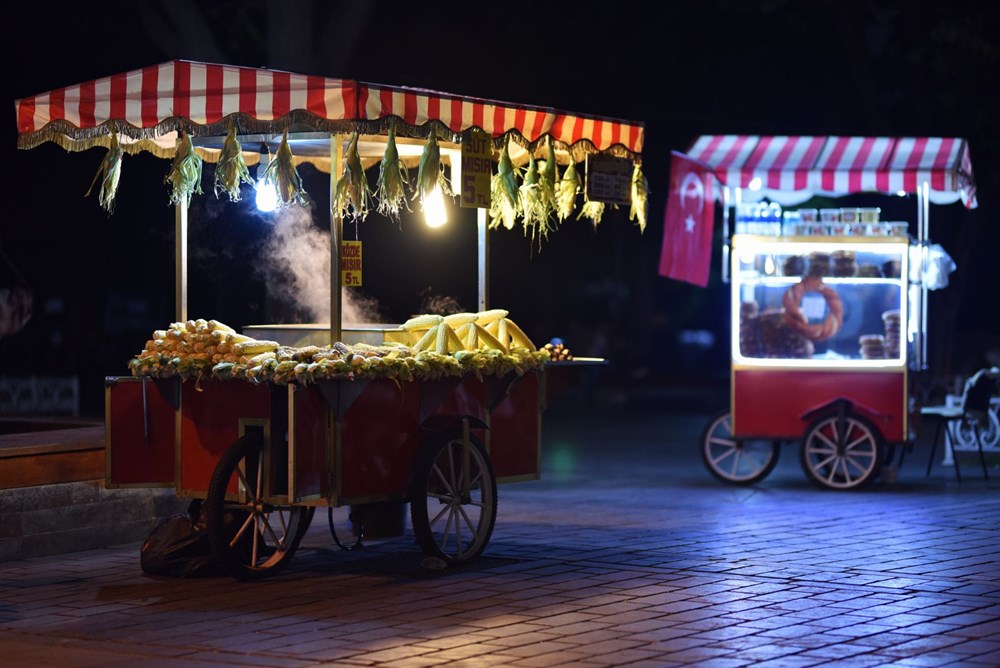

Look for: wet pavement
[1,385,999,667]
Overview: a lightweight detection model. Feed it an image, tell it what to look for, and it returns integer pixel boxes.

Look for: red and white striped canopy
[15,60,643,161]
[684,135,976,208]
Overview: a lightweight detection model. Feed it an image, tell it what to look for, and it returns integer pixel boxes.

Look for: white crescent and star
[677,171,704,234]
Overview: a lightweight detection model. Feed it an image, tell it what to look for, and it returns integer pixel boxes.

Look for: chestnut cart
[15,60,642,578]
[665,135,978,490]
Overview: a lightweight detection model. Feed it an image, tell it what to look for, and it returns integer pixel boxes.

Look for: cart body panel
[732,368,907,442]
[105,377,177,488]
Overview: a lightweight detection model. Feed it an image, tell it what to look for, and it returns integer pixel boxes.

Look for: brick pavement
[2,390,999,667]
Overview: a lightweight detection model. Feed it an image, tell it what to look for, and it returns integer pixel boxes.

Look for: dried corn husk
[263,128,309,207]
[556,159,581,222]
[538,139,559,221]
[519,154,549,247]
[577,198,605,227]
[629,163,649,233]
[375,124,410,220]
[85,129,123,213]
[165,132,203,206]
[214,123,253,202]
[414,128,453,212]
[334,132,371,221]
[489,138,520,230]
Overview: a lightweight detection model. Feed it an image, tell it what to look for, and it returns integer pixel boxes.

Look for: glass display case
[731,236,910,368]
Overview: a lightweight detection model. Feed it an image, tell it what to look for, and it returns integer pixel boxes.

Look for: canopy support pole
[330,135,344,346]
[477,208,489,311]
[722,186,731,284]
[175,193,188,323]
[916,181,930,370]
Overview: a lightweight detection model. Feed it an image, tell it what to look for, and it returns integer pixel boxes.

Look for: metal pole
[917,181,930,370]
[330,135,344,346]
[175,193,188,323]
[721,185,731,284]
[477,208,489,311]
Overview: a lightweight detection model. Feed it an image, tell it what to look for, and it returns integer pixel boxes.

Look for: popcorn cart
[14,60,644,577]
[666,135,977,490]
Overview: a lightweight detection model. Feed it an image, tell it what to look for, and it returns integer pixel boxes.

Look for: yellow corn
[435,322,449,354]
[412,325,438,352]
[234,340,279,356]
[246,351,277,366]
[497,319,509,349]
[474,324,507,352]
[475,309,509,326]
[505,319,536,351]
[402,314,445,331]
[209,319,234,333]
[443,312,478,327]
[446,324,465,353]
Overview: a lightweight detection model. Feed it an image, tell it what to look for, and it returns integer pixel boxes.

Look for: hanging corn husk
[629,163,649,233]
[85,128,123,213]
[334,132,371,221]
[213,123,253,202]
[414,128,453,212]
[556,159,581,222]
[519,154,550,246]
[489,138,520,230]
[375,124,410,220]
[538,140,559,218]
[263,128,309,207]
[577,198,606,227]
[165,132,203,206]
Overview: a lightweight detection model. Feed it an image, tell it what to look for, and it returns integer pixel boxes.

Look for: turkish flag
[658,151,716,287]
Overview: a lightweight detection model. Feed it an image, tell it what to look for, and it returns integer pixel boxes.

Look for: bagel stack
[882,310,901,358]
[831,250,858,277]
[859,334,886,359]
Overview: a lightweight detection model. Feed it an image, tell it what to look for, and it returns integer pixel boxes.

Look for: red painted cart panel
[105,377,176,487]
[733,368,907,442]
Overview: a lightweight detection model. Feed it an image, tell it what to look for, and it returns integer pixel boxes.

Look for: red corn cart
[663,135,977,490]
[15,60,646,578]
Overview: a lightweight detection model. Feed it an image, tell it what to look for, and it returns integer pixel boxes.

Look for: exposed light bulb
[748,177,762,191]
[255,158,277,213]
[424,186,447,228]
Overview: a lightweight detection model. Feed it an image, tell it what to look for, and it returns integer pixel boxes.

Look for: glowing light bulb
[255,160,277,212]
[424,186,447,228]
[748,177,762,191]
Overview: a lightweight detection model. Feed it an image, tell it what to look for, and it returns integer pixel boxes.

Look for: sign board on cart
[460,128,492,209]
[340,240,362,287]
[585,154,632,205]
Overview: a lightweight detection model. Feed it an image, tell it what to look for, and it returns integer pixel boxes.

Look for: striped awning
[684,135,976,208]
[15,59,643,162]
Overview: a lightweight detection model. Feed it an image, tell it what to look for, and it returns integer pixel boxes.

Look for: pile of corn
[129,314,549,386]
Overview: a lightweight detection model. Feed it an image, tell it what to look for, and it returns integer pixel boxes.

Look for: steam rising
[259,207,382,324]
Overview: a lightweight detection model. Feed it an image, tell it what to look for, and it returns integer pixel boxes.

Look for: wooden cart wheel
[410,431,497,565]
[205,434,314,580]
[800,411,883,490]
[701,410,781,485]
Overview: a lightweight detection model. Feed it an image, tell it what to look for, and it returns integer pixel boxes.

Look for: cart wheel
[205,434,313,580]
[800,412,882,490]
[410,431,497,565]
[701,410,780,485]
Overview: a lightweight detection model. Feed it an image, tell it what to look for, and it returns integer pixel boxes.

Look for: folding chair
[920,367,999,481]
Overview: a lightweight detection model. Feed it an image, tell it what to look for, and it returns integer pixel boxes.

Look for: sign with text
[460,128,493,208]
[585,154,632,205]
[340,240,362,287]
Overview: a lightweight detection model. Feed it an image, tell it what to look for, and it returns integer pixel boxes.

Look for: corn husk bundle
[489,138,521,230]
[577,198,606,227]
[375,125,411,221]
[414,129,453,212]
[538,139,559,220]
[629,163,649,233]
[518,154,551,248]
[556,159,581,222]
[165,132,203,206]
[262,128,309,207]
[334,132,371,222]
[213,123,253,202]
[85,129,123,213]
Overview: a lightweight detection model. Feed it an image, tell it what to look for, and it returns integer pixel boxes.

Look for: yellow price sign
[460,128,492,208]
[340,240,362,287]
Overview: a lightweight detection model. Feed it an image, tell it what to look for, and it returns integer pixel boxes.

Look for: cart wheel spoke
[701,410,780,485]
[229,512,255,549]
[802,413,881,490]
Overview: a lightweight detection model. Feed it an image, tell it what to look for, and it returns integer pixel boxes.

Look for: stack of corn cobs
[129,312,549,386]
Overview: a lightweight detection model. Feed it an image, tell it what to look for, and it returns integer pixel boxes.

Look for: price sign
[460,128,493,208]
[585,154,632,205]
[340,240,362,287]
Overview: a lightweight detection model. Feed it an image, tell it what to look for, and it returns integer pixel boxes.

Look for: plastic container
[859,207,881,223]
[799,208,818,222]
[840,207,861,224]
[819,208,840,222]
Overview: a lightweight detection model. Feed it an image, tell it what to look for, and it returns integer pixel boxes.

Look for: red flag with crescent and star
[658,151,716,287]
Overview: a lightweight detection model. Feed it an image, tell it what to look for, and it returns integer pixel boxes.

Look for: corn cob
[490,138,521,231]
[402,314,445,331]
[629,163,649,233]
[435,322,450,354]
[445,324,465,353]
[165,132,203,206]
[504,319,536,351]
[412,325,439,352]
[246,351,277,366]
[577,198,606,228]
[557,159,581,222]
[497,319,509,349]
[334,131,371,222]
[208,319,235,333]
[475,309,509,326]
[474,324,507,353]
[262,128,309,207]
[86,128,123,213]
[443,312,478,327]
[375,124,410,220]
[234,340,279,356]
[214,123,254,202]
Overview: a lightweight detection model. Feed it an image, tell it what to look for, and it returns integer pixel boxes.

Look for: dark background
[3,0,999,418]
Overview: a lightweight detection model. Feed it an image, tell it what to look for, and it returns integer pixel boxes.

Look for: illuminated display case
[731,235,910,369]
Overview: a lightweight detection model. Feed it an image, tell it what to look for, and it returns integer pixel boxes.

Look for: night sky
[4,0,999,418]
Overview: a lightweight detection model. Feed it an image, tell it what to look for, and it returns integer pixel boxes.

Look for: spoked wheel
[411,431,497,565]
[800,412,883,490]
[206,435,314,580]
[701,410,781,485]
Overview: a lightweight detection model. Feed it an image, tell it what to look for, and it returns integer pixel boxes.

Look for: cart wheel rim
[412,434,497,564]
[802,415,880,489]
[701,411,780,484]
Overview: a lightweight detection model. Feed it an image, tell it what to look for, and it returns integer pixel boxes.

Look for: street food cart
[14,60,646,577]
[665,135,977,489]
